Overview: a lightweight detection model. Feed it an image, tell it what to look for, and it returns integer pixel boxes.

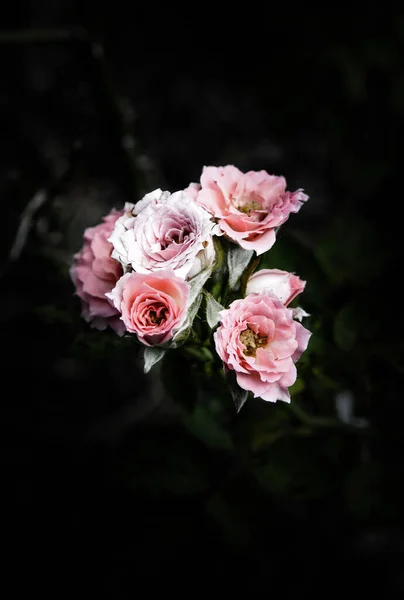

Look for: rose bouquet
[70,165,311,410]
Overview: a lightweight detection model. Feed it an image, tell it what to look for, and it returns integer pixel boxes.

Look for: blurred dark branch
[0,28,153,278]
[0,158,73,281]
[8,190,48,262]
[87,41,144,197]
[0,28,147,198]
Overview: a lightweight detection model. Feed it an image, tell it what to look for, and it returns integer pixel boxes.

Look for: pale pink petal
[196,165,307,253]
[109,317,126,336]
[278,362,297,388]
[183,182,201,201]
[260,383,291,403]
[197,188,229,217]
[214,291,311,405]
[292,322,312,362]
[107,270,190,345]
[236,371,272,396]
[87,297,119,318]
[112,190,219,280]
[70,208,125,334]
[237,228,277,255]
[246,269,306,305]
[292,306,310,322]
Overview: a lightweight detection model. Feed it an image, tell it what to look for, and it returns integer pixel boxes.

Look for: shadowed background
[1,4,404,596]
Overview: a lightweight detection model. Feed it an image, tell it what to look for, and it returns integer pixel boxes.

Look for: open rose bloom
[108,188,220,279]
[214,292,311,403]
[106,270,189,346]
[189,165,308,254]
[71,164,311,410]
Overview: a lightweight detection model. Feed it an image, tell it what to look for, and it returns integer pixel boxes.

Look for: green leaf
[225,368,249,413]
[240,255,261,296]
[144,346,166,373]
[204,291,225,329]
[227,246,254,290]
[188,264,214,306]
[211,235,226,274]
[172,293,202,347]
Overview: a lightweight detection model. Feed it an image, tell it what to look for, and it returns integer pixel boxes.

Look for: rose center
[162,227,191,249]
[236,200,262,215]
[240,327,267,357]
[149,309,166,326]
[229,193,264,220]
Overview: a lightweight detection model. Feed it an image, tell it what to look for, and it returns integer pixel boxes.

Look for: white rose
[109,188,221,279]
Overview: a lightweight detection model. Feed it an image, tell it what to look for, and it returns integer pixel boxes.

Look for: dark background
[2,4,404,596]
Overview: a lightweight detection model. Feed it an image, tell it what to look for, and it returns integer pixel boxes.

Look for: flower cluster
[71,165,311,407]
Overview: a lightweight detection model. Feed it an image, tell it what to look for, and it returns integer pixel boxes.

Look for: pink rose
[106,270,189,346]
[214,293,311,403]
[190,165,308,255]
[246,268,306,305]
[109,188,220,279]
[70,209,125,335]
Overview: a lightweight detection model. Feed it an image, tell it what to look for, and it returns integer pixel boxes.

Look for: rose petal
[214,291,310,404]
[70,208,125,333]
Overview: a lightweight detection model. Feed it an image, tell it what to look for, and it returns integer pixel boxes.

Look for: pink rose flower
[190,165,308,255]
[214,293,311,403]
[246,268,306,305]
[106,270,189,346]
[70,209,125,335]
[109,188,220,279]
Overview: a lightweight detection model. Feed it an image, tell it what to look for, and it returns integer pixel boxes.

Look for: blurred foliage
[1,7,404,593]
